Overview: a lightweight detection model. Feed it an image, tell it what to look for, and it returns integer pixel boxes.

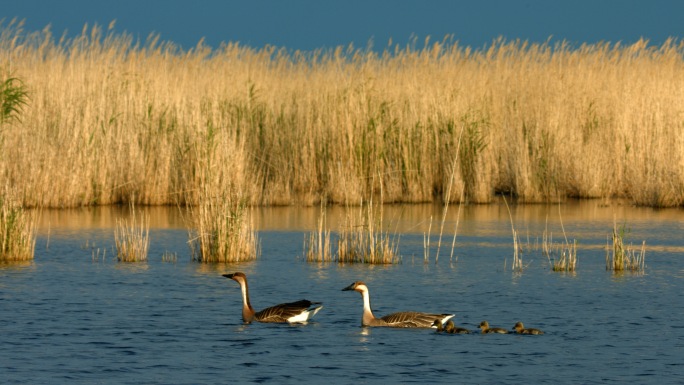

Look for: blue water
[1,203,683,384]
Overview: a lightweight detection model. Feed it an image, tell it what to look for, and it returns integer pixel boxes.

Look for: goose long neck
[359,286,376,326]
[237,278,255,322]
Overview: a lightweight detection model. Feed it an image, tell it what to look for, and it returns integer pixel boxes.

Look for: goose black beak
[341,283,356,291]
[222,273,235,279]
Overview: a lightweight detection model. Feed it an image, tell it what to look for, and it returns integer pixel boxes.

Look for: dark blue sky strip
[2,0,682,51]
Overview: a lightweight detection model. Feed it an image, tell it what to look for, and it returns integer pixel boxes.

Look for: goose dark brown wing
[254,300,321,323]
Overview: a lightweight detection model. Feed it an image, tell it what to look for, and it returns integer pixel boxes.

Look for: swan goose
[223,272,323,324]
[342,281,454,328]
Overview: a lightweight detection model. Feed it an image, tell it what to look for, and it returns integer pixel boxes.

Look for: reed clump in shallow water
[0,189,36,261]
[548,239,578,272]
[188,188,260,263]
[606,221,645,272]
[336,201,400,264]
[542,208,578,272]
[114,203,150,262]
[304,205,333,262]
[2,20,684,208]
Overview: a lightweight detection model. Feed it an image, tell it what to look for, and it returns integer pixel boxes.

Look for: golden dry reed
[2,20,684,208]
[304,205,333,262]
[543,206,578,272]
[606,220,645,272]
[114,202,150,262]
[0,187,36,261]
[336,200,400,264]
[187,186,260,263]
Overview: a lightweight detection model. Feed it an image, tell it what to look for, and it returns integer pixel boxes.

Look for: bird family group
[224,272,544,335]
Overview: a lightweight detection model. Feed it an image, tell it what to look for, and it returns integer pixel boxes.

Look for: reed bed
[2,21,684,208]
[606,220,646,272]
[0,189,36,261]
[114,203,150,262]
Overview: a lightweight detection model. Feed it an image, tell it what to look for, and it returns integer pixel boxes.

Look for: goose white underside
[287,305,324,323]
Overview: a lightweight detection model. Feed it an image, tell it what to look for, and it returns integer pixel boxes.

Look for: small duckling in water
[478,320,508,334]
[512,321,544,335]
[445,320,471,334]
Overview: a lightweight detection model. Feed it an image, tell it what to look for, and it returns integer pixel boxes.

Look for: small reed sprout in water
[606,220,645,272]
[188,188,259,263]
[0,191,36,262]
[161,251,177,263]
[503,196,524,272]
[304,204,333,262]
[337,200,400,264]
[114,203,150,262]
[552,240,578,272]
[544,206,578,272]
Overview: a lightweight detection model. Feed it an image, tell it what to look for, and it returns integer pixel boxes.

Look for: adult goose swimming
[223,272,323,324]
[342,281,454,328]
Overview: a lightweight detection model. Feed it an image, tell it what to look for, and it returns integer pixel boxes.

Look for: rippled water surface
[2,202,683,384]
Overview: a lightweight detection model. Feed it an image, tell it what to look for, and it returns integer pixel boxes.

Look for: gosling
[478,320,508,334]
[512,321,544,335]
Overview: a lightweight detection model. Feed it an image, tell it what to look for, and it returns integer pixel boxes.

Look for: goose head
[478,320,489,329]
[342,281,368,293]
[223,272,247,285]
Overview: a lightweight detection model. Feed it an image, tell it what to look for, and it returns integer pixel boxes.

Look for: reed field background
[1,20,683,209]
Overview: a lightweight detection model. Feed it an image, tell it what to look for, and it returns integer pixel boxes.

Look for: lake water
[1,201,683,384]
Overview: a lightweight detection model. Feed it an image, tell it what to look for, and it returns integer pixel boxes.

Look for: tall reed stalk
[114,202,150,262]
[0,189,36,261]
[544,205,578,272]
[503,196,523,272]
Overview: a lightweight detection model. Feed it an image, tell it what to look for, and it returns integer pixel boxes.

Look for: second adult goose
[223,272,323,324]
[342,281,454,328]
